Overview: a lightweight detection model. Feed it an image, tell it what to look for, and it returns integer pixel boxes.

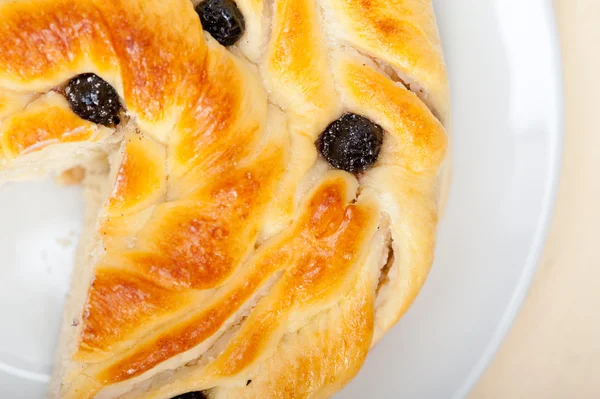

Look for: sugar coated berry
[170,392,208,399]
[316,113,384,173]
[65,73,121,126]
[196,0,245,46]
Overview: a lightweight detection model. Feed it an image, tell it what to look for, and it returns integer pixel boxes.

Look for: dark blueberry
[171,392,208,399]
[65,73,122,126]
[195,0,245,46]
[316,113,384,173]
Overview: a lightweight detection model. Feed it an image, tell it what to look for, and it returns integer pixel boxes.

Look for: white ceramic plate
[0,0,562,397]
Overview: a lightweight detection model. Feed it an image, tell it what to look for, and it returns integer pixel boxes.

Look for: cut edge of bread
[47,166,112,399]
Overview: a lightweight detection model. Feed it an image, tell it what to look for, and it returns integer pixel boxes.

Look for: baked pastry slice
[0,0,449,397]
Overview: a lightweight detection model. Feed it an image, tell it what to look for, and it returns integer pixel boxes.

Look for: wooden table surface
[471,1,600,397]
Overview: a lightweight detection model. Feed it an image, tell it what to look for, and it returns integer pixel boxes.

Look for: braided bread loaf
[0,0,449,397]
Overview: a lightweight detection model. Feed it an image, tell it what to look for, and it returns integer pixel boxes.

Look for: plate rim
[452,1,564,397]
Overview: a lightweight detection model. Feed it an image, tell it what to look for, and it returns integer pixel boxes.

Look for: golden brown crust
[324,0,449,120]
[92,173,376,393]
[109,174,382,399]
[104,135,166,215]
[131,163,277,290]
[265,0,340,136]
[1,92,112,158]
[334,54,447,172]
[168,38,269,197]
[204,182,379,379]
[0,89,34,120]
[211,261,378,399]
[78,267,189,357]
[0,0,449,397]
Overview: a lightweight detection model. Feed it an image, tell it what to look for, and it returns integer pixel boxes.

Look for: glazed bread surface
[0,0,449,398]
